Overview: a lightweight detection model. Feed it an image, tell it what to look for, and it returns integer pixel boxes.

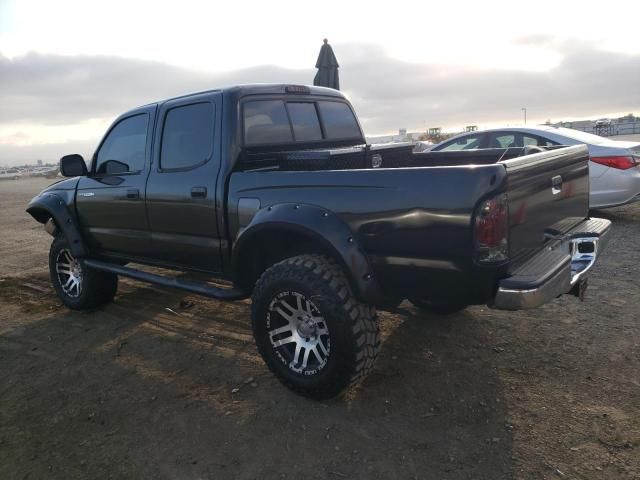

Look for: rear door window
[244,100,293,145]
[160,102,214,170]
[317,101,361,139]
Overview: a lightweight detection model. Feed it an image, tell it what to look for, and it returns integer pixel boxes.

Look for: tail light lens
[591,156,638,170]
[475,194,509,263]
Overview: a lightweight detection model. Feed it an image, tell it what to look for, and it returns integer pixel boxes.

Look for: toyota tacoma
[27,84,610,399]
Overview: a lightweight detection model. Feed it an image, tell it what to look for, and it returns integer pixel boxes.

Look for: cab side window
[95,114,148,175]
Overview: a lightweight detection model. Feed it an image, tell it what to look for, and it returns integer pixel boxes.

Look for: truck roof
[139,83,345,110]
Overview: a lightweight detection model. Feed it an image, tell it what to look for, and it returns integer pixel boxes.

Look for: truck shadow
[590,204,640,223]
[0,278,513,479]
[347,305,514,478]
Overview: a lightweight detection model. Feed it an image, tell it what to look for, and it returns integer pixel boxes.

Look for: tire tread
[49,235,118,310]
[251,254,380,399]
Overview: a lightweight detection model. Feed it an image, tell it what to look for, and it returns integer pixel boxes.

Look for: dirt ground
[0,178,638,480]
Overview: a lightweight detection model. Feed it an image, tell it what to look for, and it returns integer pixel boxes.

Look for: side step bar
[84,259,248,301]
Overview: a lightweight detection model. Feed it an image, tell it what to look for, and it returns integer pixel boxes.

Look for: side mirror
[60,154,88,177]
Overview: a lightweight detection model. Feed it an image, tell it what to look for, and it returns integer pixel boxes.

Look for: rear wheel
[409,298,467,315]
[251,254,380,400]
[49,235,118,310]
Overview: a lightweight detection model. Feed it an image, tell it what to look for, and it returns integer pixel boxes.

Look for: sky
[1,0,639,164]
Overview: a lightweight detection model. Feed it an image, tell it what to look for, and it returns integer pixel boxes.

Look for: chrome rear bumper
[492,218,611,310]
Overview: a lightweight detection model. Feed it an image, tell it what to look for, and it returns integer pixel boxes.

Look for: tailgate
[501,145,590,271]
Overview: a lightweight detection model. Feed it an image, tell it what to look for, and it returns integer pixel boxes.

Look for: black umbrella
[313,39,339,90]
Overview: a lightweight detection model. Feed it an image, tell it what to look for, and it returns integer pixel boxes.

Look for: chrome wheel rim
[55,248,83,298]
[266,291,330,375]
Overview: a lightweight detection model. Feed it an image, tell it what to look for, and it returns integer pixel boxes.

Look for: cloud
[1,41,639,163]
[0,52,309,126]
[341,42,640,132]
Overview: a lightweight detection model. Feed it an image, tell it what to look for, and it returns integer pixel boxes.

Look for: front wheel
[251,254,380,400]
[49,235,118,310]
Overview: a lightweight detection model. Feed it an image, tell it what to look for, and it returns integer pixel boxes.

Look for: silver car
[432,126,640,209]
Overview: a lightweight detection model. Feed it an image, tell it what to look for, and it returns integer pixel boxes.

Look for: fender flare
[232,203,379,303]
[26,192,88,257]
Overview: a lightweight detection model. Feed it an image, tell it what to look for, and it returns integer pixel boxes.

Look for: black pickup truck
[27,84,610,399]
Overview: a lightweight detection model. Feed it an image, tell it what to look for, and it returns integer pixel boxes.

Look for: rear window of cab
[243,99,361,146]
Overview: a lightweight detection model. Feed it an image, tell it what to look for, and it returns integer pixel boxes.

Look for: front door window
[95,114,148,174]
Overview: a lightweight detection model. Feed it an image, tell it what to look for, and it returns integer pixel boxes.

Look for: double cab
[28,84,610,398]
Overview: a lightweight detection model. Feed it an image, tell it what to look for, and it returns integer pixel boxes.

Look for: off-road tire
[49,235,118,310]
[409,297,467,315]
[251,254,380,400]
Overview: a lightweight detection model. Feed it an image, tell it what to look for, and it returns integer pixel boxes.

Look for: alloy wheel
[55,248,83,298]
[266,291,330,375]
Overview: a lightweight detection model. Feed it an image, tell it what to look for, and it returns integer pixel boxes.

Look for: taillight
[590,156,638,170]
[475,194,509,263]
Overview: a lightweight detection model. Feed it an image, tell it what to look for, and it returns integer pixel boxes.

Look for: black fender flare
[232,203,379,303]
[26,192,88,257]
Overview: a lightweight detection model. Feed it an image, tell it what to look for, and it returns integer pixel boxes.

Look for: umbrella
[313,39,339,90]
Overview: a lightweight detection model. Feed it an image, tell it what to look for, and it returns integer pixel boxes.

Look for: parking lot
[1,177,638,479]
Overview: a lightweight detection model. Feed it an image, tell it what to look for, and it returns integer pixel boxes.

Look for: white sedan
[0,168,22,180]
[431,126,640,209]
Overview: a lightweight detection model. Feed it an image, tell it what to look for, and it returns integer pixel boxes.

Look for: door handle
[191,186,207,198]
[126,189,140,199]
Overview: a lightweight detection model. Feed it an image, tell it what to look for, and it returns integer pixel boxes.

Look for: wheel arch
[26,192,88,257]
[232,203,379,303]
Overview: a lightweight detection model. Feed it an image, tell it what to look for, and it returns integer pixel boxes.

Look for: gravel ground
[0,177,638,479]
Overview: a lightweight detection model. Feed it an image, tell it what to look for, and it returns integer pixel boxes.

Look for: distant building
[553,114,639,136]
[367,129,426,144]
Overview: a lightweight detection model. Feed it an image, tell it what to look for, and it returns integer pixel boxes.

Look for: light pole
[522,107,527,125]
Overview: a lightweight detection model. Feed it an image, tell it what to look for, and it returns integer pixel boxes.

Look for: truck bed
[236,143,554,171]
[228,144,590,304]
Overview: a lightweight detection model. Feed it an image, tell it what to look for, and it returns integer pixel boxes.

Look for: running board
[84,259,248,301]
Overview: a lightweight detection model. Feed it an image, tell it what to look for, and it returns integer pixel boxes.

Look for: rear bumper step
[491,217,611,310]
[84,259,248,301]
